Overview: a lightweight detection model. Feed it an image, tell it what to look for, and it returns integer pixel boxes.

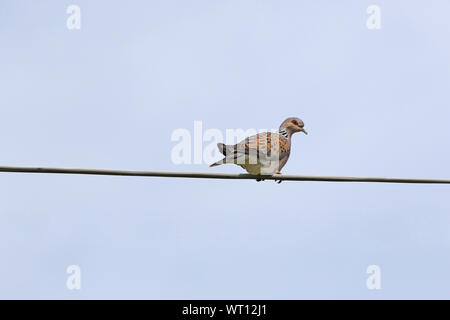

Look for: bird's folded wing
[233,132,289,160]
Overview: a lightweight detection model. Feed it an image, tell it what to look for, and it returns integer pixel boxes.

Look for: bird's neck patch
[279,128,289,139]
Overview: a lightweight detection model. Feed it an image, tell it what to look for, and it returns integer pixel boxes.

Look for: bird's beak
[301,128,308,135]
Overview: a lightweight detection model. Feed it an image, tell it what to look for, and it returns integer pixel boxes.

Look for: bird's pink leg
[274,171,282,184]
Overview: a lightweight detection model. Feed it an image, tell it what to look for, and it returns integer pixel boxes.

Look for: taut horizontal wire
[0,166,449,184]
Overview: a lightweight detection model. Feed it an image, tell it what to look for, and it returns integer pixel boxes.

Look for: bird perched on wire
[209,117,307,183]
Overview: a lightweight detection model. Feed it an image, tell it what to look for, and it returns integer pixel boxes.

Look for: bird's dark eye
[292,120,298,125]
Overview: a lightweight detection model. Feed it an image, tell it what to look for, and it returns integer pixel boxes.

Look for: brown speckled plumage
[210,117,307,181]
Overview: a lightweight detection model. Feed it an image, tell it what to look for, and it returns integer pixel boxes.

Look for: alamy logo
[66,5,81,30]
[366,5,381,30]
[171,120,277,165]
[366,265,381,290]
[66,265,81,290]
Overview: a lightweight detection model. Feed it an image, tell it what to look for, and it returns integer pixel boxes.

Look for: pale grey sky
[1,0,450,299]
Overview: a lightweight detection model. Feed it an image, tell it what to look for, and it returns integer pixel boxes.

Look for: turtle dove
[209,117,307,183]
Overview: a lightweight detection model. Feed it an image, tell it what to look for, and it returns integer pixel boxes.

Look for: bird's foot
[274,171,282,184]
[256,177,265,182]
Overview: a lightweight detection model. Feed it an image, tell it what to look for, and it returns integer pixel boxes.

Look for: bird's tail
[209,159,224,167]
[210,143,235,167]
[217,142,234,156]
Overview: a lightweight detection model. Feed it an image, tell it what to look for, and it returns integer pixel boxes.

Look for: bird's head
[280,117,308,135]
